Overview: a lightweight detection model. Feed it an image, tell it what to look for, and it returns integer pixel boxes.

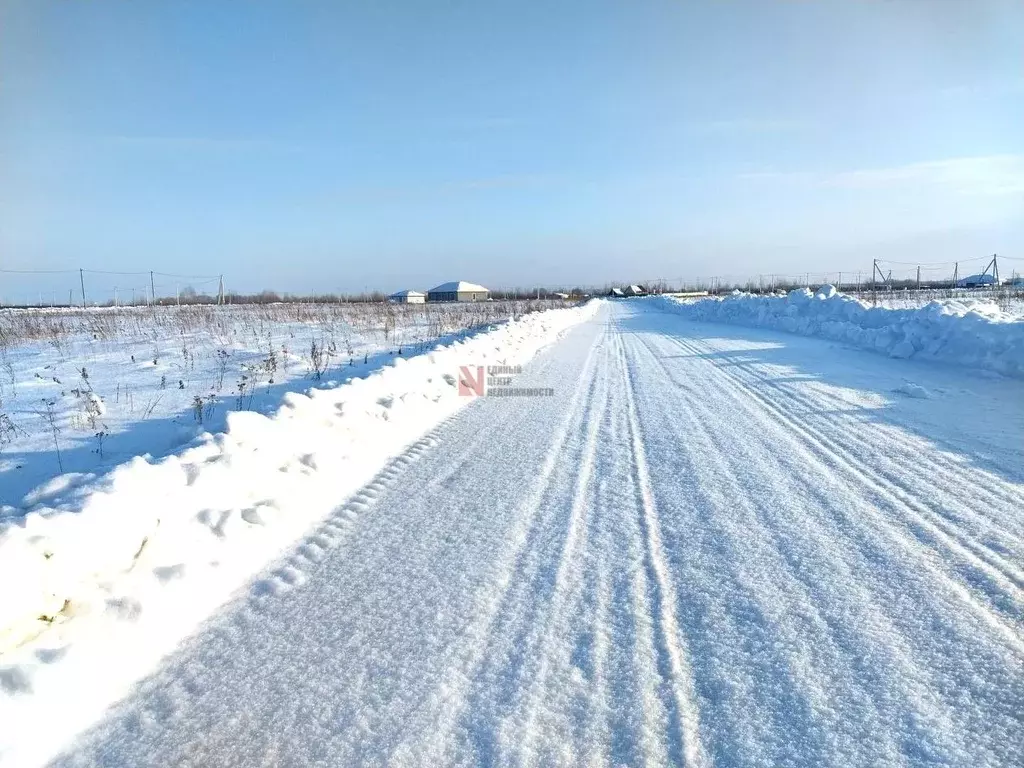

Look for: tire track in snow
[458,317,682,766]
[627,328,969,764]
[626,315,1021,764]
[579,337,673,767]
[614,322,707,768]
[389,323,609,765]
[518,317,694,766]
[515,319,613,764]
[695,339,1024,594]
[702,343,1024,584]
[659,331,1024,652]
[576,446,622,765]
[695,337,1024,648]
[626,329,888,764]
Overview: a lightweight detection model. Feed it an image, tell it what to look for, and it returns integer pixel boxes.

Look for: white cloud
[827,156,1024,195]
[740,155,1024,196]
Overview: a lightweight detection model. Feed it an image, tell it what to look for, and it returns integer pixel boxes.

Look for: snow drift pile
[0,300,598,766]
[659,288,1024,379]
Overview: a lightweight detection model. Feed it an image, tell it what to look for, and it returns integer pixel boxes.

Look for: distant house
[388,290,426,304]
[427,281,489,302]
[608,287,625,297]
[956,274,999,288]
[624,284,647,296]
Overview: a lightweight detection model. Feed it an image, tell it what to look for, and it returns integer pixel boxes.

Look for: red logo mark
[458,365,485,397]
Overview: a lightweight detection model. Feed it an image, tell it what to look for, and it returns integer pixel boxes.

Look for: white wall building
[388,290,426,304]
[427,281,489,302]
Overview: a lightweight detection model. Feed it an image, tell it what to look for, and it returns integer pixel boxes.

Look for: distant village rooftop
[427,281,490,302]
[428,281,488,294]
[388,289,426,303]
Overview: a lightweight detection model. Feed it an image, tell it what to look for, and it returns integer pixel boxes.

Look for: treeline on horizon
[6,278,1021,310]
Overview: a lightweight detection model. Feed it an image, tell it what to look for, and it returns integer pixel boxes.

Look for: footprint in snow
[893,382,931,399]
[35,646,68,664]
[0,665,33,694]
[153,563,187,583]
[105,597,143,622]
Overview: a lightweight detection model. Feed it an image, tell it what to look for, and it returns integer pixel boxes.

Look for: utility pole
[79,268,87,307]
[218,274,224,305]
[916,265,921,290]
[69,289,73,307]
[871,259,877,305]
[150,271,156,305]
[176,283,180,306]
[953,262,958,289]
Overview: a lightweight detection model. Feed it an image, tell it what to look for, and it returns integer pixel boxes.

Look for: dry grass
[0,299,579,350]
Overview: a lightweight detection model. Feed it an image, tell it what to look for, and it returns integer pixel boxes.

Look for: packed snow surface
[0,301,597,766]
[4,300,1023,767]
[659,287,1024,379]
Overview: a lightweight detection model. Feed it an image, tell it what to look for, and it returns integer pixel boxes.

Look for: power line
[0,268,77,274]
[876,255,992,267]
[79,269,151,276]
[152,271,221,279]
[0,268,221,278]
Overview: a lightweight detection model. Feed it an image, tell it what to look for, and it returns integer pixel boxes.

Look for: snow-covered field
[659,287,1024,379]
[0,300,572,503]
[867,292,1024,317]
[840,285,1024,317]
[2,298,1022,767]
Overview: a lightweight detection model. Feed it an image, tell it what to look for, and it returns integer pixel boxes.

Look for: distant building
[388,290,426,304]
[553,292,570,299]
[608,285,646,297]
[956,274,999,288]
[427,281,489,302]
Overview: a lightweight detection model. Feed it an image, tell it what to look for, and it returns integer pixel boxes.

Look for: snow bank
[0,300,599,766]
[657,288,1024,379]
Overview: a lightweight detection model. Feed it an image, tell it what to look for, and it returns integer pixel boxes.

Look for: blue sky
[1,0,1022,297]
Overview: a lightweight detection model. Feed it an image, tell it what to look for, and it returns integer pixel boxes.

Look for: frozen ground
[2,300,1023,766]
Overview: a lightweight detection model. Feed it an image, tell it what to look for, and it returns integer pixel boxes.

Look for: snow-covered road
[56,301,1023,767]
